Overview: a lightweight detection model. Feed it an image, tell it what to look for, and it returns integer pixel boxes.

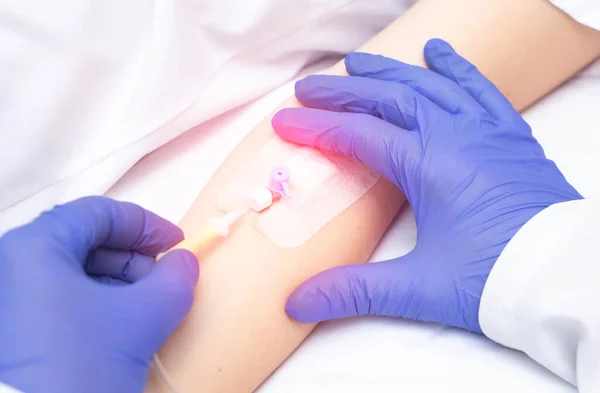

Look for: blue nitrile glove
[0,196,198,393]
[271,39,582,333]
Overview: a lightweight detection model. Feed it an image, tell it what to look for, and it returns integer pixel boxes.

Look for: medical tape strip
[216,137,379,247]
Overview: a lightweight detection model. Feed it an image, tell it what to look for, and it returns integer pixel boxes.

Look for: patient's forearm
[148,141,401,393]
[146,1,600,392]
[347,0,600,111]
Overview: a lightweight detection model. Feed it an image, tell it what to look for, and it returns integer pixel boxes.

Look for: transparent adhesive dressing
[216,136,379,247]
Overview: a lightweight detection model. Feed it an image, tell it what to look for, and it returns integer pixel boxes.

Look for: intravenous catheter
[152,165,291,393]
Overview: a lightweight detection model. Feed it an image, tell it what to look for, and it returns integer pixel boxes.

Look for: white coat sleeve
[0,382,22,393]
[479,199,600,392]
[549,0,600,31]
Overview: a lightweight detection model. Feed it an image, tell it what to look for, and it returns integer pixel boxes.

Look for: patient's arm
[146,1,600,392]
[368,0,600,111]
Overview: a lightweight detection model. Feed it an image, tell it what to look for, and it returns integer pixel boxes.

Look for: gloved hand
[0,196,198,393]
[272,39,582,333]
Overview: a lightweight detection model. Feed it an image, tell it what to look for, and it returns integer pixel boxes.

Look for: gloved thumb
[285,256,416,323]
[131,249,199,348]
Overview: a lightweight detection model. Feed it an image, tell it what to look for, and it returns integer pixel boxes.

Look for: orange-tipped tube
[157,207,248,260]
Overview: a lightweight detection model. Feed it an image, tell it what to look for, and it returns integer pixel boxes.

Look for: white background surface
[106,59,600,392]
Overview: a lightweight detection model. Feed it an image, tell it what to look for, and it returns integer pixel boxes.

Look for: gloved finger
[285,257,415,323]
[91,275,129,286]
[272,107,418,188]
[85,248,155,283]
[294,74,440,130]
[423,38,524,125]
[37,196,184,262]
[129,249,199,351]
[344,52,485,115]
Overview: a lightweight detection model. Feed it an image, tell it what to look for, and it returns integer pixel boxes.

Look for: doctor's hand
[272,39,582,333]
[0,197,198,393]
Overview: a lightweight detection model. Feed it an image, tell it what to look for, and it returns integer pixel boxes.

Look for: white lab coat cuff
[0,382,23,393]
[479,199,597,385]
[550,0,600,31]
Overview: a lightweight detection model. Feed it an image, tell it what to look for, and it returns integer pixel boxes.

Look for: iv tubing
[153,354,184,393]
[151,208,248,393]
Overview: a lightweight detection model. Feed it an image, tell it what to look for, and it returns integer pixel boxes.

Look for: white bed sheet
[106,59,600,393]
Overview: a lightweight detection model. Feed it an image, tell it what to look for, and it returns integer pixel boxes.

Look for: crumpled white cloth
[0,0,414,234]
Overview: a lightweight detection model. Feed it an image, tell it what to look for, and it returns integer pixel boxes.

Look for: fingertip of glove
[344,51,371,69]
[271,109,302,139]
[154,221,186,254]
[285,296,302,321]
[424,38,453,55]
[170,225,186,247]
[272,108,319,139]
[294,74,336,96]
[271,108,290,129]
[285,290,315,323]
[286,281,337,323]
[294,75,313,94]
[344,52,393,74]
[164,248,200,287]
